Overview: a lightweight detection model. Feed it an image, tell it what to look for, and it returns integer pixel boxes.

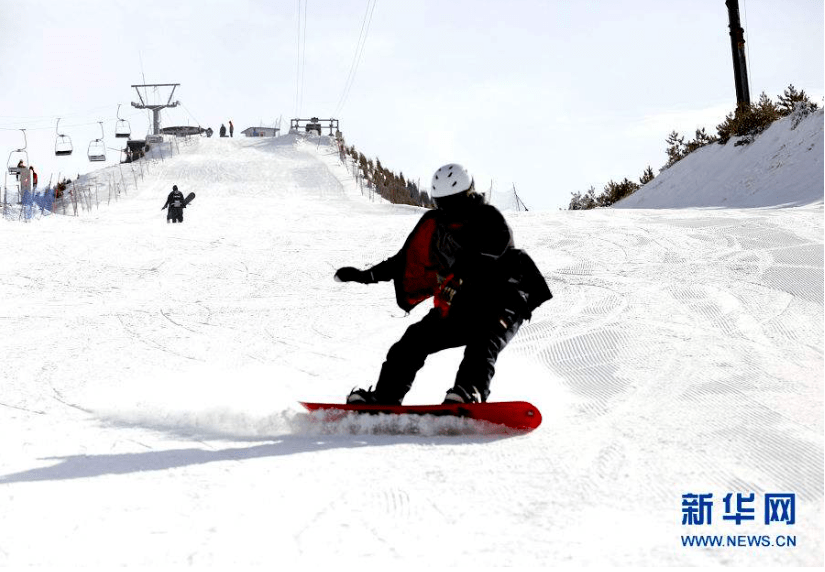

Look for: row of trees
[716,84,818,144]
[341,143,431,207]
[569,85,819,210]
[568,167,654,210]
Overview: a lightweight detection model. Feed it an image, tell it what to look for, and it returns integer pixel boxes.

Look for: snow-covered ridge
[616,108,824,208]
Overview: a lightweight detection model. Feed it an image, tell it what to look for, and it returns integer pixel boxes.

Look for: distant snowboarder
[162,184,187,223]
[229,120,234,138]
[220,124,227,137]
[335,163,552,405]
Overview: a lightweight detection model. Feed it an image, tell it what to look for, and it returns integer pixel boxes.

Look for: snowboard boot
[346,387,379,405]
[442,385,481,405]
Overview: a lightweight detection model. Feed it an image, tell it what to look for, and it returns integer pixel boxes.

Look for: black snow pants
[167,206,183,223]
[373,308,522,405]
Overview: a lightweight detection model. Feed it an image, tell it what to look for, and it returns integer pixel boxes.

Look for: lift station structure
[131,83,181,136]
[290,117,339,137]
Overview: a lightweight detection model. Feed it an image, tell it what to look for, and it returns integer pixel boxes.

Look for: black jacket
[162,190,186,210]
[366,194,551,320]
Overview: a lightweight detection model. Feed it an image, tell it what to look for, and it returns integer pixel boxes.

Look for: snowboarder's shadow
[0,424,520,484]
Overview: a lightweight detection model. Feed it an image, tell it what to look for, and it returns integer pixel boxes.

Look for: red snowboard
[300,401,541,432]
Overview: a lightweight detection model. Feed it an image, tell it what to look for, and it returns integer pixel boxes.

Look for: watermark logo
[680,492,797,549]
[765,493,796,525]
[682,493,714,525]
[682,492,795,526]
[722,492,756,525]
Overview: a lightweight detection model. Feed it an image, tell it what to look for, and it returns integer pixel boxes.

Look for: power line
[0,104,119,122]
[335,0,377,117]
[301,1,308,114]
[295,0,308,116]
[335,1,372,115]
[0,107,148,132]
[180,103,203,127]
[295,0,301,115]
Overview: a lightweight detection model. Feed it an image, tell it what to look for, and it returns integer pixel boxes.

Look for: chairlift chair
[6,129,29,175]
[115,104,131,138]
[55,118,73,156]
[88,121,106,162]
[7,149,29,175]
[88,141,106,162]
[115,121,131,138]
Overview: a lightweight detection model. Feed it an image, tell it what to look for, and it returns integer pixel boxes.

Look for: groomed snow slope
[616,108,824,209]
[0,133,822,567]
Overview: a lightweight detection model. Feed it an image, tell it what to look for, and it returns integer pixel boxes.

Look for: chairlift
[305,116,322,135]
[6,129,29,175]
[88,121,106,162]
[55,118,73,156]
[115,103,131,139]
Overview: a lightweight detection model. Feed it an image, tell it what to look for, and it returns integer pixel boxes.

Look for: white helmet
[430,163,474,198]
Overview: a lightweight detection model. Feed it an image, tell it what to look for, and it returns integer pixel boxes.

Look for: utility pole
[130,83,180,135]
[725,0,751,109]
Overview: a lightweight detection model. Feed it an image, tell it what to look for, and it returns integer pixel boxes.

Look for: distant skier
[335,163,552,405]
[162,184,186,223]
[220,124,227,137]
[229,120,234,137]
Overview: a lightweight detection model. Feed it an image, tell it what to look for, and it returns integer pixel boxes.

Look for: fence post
[118,164,128,196]
[70,181,78,216]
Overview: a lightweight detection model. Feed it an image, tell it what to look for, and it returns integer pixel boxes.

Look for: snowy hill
[616,108,824,208]
[0,132,821,567]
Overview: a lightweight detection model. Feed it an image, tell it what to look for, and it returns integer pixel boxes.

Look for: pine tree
[582,186,597,209]
[568,186,597,210]
[717,92,780,143]
[640,166,655,185]
[665,131,686,166]
[598,178,640,207]
[685,128,718,154]
[716,110,738,143]
[568,190,583,210]
[753,91,780,127]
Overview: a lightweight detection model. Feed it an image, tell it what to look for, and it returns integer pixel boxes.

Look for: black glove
[334,267,372,284]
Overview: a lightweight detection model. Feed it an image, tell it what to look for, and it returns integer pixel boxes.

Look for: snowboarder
[335,163,552,405]
[161,184,187,223]
[220,124,227,137]
[229,120,234,137]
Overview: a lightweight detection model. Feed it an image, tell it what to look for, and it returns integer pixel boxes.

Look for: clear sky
[1,0,822,210]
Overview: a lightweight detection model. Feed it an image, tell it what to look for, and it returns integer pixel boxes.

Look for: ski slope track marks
[0,131,821,566]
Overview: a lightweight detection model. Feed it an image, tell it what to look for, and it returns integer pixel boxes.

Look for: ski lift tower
[130,83,181,135]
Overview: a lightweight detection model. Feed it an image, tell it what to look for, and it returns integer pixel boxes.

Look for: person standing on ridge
[161,184,186,223]
[334,163,552,405]
[229,120,234,138]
